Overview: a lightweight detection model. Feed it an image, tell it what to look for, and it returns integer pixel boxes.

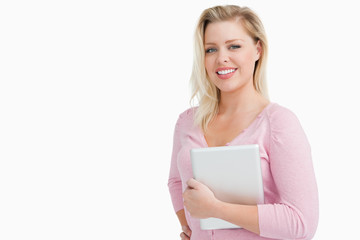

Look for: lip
[215,67,237,80]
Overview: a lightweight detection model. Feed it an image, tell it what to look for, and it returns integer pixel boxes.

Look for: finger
[183,187,191,194]
[182,187,190,199]
[186,178,200,189]
[182,225,192,237]
[180,232,190,240]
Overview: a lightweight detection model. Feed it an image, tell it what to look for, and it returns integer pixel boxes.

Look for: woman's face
[204,20,261,94]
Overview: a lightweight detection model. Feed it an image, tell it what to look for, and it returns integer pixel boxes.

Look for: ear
[255,40,262,60]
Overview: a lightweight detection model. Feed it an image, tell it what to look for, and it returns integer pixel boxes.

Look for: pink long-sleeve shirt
[168,102,319,240]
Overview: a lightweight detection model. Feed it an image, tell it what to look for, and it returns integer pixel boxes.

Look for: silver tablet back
[190,144,264,230]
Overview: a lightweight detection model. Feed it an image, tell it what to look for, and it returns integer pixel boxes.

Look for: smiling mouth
[216,68,237,80]
[216,68,237,75]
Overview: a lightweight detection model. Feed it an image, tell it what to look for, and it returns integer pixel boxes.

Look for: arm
[183,178,260,235]
[168,114,192,239]
[176,209,188,226]
[257,108,319,239]
[177,209,192,239]
[183,108,319,239]
[168,116,184,213]
[213,202,260,235]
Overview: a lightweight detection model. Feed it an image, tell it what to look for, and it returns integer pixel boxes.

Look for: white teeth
[217,69,236,75]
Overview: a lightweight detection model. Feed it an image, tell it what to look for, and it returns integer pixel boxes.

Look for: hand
[180,225,192,240]
[183,178,219,219]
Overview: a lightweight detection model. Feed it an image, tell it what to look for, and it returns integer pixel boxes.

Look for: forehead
[204,20,252,44]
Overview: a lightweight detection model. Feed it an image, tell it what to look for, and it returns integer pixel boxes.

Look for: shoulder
[264,102,301,127]
[175,106,197,128]
[178,106,197,119]
[264,103,307,141]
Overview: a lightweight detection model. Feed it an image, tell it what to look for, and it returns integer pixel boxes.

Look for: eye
[229,45,241,50]
[205,48,217,53]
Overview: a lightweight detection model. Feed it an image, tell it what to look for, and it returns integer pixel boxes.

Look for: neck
[218,81,268,115]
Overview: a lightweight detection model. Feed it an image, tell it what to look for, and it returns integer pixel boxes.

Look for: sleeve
[167,115,184,213]
[258,108,319,239]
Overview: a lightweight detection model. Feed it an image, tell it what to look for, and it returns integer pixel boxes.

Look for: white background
[1,0,359,239]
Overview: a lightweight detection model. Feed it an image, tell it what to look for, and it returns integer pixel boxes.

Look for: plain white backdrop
[1,0,359,239]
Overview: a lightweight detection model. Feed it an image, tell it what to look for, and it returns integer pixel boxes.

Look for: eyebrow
[204,39,245,45]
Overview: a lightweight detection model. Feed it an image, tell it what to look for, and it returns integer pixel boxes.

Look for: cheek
[204,57,214,74]
[235,53,257,72]
[238,51,253,64]
[245,50,258,64]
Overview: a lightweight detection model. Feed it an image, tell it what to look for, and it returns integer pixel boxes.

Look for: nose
[216,49,229,64]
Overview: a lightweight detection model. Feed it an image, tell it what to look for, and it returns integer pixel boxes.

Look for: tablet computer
[190,144,264,230]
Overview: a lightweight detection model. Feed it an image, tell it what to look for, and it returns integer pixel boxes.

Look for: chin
[215,78,252,93]
[216,82,244,93]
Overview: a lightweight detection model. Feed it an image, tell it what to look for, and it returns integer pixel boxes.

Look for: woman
[168,5,319,240]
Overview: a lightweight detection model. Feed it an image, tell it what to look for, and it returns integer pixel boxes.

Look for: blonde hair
[190,5,269,133]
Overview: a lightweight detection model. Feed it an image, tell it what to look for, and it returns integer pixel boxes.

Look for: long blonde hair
[190,5,269,133]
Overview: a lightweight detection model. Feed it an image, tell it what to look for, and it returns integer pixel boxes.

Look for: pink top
[168,102,319,240]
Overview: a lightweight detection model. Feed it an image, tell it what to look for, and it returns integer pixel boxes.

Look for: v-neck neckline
[198,102,273,147]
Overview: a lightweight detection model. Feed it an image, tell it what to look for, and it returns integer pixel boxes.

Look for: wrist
[211,199,224,219]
